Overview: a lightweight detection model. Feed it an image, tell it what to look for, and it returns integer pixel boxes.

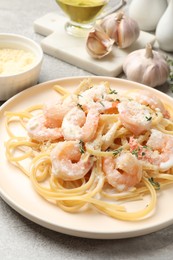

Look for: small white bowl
[0,33,43,100]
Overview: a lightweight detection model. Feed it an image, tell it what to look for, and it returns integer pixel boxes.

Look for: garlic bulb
[123,44,170,87]
[100,12,140,48]
[86,26,114,59]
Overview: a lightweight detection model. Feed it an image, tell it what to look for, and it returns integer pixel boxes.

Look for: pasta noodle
[5,78,173,221]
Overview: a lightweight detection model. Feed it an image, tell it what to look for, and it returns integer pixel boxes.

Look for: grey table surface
[0,0,173,259]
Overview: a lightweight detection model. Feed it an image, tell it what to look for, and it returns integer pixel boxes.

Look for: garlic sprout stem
[145,44,154,59]
[116,12,124,21]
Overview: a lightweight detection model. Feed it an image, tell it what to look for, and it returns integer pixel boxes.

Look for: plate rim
[1,75,173,239]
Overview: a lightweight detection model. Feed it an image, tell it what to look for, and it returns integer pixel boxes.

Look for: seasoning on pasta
[5,79,173,221]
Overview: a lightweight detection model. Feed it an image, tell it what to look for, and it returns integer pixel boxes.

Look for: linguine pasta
[5,79,173,221]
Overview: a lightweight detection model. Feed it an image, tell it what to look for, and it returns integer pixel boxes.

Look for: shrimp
[129,129,173,171]
[146,129,173,171]
[27,95,76,141]
[43,95,77,128]
[50,141,94,181]
[127,90,170,118]
[117,100,152,135]
[77,82,107,108]
[102,152,142,191]
[77,82,119,113]
[26,114,62,142]
[62,106,100,142]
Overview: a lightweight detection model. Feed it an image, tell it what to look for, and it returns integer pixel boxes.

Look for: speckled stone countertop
[0,1,173,259]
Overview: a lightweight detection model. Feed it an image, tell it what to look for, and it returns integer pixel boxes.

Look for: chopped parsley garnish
[77,94,83,98]
[145,116,152,121]
[143,145,152,151]
[79,140,85,154]
[148,177,160,190]
[131,149,139,158]
[113,148,123,156]
[99,101,105,107]
[77,103,83,110]
[109,89,118,95]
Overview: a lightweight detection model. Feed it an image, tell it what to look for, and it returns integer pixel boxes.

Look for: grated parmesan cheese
[0,48,36,76]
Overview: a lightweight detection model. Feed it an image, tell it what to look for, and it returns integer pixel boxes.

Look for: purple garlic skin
[86,26,114,59]
[100,12,140,48]
[123,44,170,87]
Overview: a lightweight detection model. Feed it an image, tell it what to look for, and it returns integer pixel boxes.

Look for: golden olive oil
[55,0,107,24]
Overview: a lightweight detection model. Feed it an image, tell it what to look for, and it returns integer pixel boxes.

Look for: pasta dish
[5,78,173,221]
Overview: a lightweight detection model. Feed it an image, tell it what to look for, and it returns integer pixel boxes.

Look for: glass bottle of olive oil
[55,0,108,24]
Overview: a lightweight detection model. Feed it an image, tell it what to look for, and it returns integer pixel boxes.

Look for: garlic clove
[99,13,119,43]
[86,26,115,59]
[100,12,140,49]
[118,14,140,48]
[123,43,170,87]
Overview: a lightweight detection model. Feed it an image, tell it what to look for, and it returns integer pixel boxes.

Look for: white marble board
[34,13,156,77]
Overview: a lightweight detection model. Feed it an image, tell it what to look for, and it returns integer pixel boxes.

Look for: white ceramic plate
[0,76,173,239]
